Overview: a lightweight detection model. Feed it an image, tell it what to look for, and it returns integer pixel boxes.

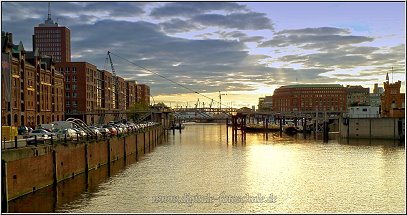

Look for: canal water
[8,123,406,213]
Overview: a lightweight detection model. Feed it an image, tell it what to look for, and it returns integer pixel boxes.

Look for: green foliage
[127,102,150,121]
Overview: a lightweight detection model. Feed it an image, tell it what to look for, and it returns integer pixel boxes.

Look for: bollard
[226,118,229,142]
[323,121,329,143]
[77,133,79,142]
[86,133,89,141]
[35,135,38,147]
[14,136,17,149]
[64,133,67,143]
[50,134,53,145]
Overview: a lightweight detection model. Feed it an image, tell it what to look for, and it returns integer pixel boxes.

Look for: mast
[48,2,51,21]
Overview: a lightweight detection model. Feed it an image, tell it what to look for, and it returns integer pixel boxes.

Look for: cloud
[2,2,404,102]
[159,18,202,33]
[279,27,350,35]
[150,2,247,18]
[192,12,274,30]
[260,34,373,50]
[217,31,265,43]
[260,26,402,71]
[82,2,145,17]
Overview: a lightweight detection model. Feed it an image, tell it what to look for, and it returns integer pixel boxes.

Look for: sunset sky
[1,1,405,108]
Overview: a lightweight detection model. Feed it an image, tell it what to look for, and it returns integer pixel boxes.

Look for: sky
[1,1,405,109]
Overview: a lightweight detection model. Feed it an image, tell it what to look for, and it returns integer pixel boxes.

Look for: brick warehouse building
[346,85,370,107]
[1,32,64,127]
[56,62,100,124]
[272,84,347,113]
[33,6,71,62]
[138,84,151,105]
[55,62,151,124]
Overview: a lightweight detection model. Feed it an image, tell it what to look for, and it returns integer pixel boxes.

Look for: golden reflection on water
[10,123,405,213]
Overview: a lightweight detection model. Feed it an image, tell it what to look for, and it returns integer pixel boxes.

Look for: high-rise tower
[33,2,71,62]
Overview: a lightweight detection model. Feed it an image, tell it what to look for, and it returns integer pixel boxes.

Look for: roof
[280,84,343,89]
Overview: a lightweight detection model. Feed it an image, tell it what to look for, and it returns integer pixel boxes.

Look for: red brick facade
[33,25,71,62]
[1,32,64,127]
[381,80,405,118]
[272,84,347,113]
[138,84,150,105]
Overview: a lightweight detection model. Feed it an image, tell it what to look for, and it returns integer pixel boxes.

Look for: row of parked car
[25,121,159,145]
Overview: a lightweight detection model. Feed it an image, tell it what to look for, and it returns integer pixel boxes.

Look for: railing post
[35,135,38,147]
[1,159,8,212]
[50,134,53,145]
[64,133,67,143]
[14,136,17,149]
[77,133,79,142]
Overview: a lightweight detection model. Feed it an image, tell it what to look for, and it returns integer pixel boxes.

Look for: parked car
[97,127,111,136]
[72,128,87,137]
[18,126,29,137]
[54,128,77,140]
[102,125,117,136]
[29,129,55,138]
[27,129,55,144]
[88,126,102,137]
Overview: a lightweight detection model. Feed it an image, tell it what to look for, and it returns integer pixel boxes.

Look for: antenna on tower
[47,2,51,20]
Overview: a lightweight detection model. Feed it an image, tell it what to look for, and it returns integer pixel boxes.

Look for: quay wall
[339,117,405,139]
[1,125,164,202]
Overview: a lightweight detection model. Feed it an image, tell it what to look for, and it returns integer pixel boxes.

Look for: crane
[107,51,119,110]
[107,51,116,77]
[219,91,227,112]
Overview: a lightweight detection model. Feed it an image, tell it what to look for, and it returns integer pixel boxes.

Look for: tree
[127,102,150,122]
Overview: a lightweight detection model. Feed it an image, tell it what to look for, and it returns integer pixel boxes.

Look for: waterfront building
[272,84,347,113]
[135,84,142,103]
[370,93,382,108]
[347,106,380,118]
[258,96,273,111]
[381,74,405,118]
[139,84,150,105]
[33,3,71,62]
[1,32,64,127]
[346,85,370,107]
[116,76,126,111]
[55,62,98,123]
[126,80,137,109]
[373,83,384,94]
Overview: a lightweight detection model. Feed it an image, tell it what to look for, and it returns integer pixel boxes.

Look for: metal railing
[2,122,160,150]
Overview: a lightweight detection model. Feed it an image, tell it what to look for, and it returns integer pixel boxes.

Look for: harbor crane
[107,51,120,117]
[219,91,227,112]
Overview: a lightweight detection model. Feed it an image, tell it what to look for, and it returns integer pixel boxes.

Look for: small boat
[283,124,299,135]
[245,123,281,132]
